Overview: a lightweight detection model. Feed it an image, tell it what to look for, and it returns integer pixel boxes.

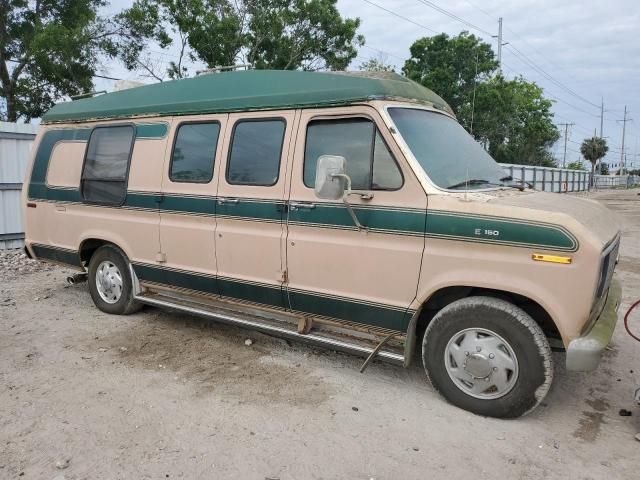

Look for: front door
[214,111,296,310]
[285,106,427,332]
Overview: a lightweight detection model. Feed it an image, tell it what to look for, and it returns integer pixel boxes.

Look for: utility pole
[497,17,503,69]
[558,122,574,168]
[618,106,632,174]
[492,18,508,72]
[600,97,604,138]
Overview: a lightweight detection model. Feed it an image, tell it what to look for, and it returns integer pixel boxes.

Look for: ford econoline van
[22,70,621,418]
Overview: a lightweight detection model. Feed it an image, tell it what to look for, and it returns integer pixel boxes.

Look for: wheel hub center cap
[464,353,492,378]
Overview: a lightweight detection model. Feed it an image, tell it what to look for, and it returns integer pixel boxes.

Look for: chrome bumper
[566,278,622,372]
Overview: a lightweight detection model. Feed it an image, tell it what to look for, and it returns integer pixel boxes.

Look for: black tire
[423,296,553,418]
[87,245,142,315]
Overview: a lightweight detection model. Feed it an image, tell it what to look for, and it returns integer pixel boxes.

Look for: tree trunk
[4,85,17,122]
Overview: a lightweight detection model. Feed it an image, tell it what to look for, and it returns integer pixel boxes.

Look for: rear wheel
[422,296,553,418]
[87,245,141,315]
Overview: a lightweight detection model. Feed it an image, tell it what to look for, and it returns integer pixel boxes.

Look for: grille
[595,237,620,301]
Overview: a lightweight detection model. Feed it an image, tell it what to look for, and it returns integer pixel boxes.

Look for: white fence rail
[0,122,38,249]
[593,174,640,189]
[499,163,591,192]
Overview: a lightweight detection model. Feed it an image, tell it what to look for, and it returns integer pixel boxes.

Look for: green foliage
[359,58,394,72]
[580,136,608,176]
[0,0,109,121]
[599,162,609,175]
[472,76,559,166]
[114,0,364,79]
[403,32,497,118]
[566,161,586,171]
[403,32,559,167]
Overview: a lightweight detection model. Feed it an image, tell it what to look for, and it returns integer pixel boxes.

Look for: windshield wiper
[446,179,491,189]
[447,178,525,191]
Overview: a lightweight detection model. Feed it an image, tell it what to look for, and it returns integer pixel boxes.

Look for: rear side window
[81,125,134,205]
[170,122,220,183]
[303,118,402,190]
[227,119,285,186]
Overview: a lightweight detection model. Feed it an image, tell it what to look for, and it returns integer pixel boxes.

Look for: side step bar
[134,293,405,366]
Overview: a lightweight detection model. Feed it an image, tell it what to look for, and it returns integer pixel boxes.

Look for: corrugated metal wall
[0,122,38,249]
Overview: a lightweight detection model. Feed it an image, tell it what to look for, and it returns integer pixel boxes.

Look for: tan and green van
[22,71,621,418]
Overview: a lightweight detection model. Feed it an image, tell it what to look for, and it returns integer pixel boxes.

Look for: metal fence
[593,174,640,189]
[0,122,38,249]
[499,163,591,192]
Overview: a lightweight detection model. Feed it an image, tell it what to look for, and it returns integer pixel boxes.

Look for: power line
[414,0,493,37]
[361,0,438,34]
[361,44,404,62]
[505,44,601,110]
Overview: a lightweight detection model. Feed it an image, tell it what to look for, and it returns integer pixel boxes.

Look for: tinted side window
[303,118,402,190]
[170,122,220,183]
[227,120,286,186]
[81,125,134,205]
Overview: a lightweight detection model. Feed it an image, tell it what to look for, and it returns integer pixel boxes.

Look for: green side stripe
[288,290,410,331]
[132,263,407,331]
[31,244,81,267]
[288,203,425,235]
[217,199,285,222]
[133,263,219,296]
[217,276,285,309]
[426,210,578,252]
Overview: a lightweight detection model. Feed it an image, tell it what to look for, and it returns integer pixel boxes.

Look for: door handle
[55,205,66,212]
[218,198,239,205]
[290,202,316,211]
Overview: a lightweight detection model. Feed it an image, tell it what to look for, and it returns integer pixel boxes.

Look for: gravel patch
[0,248,58,280]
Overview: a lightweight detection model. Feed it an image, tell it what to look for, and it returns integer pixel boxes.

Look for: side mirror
[314,155,346,200]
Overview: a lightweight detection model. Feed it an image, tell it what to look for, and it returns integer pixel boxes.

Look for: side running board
[133,290,405,366]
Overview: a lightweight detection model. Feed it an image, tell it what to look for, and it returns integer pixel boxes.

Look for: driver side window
[303,118,403,190]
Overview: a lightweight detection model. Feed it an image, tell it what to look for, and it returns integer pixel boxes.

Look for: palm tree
[580,137,608,183]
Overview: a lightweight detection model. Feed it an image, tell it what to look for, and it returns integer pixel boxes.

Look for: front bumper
[566,278,622,372]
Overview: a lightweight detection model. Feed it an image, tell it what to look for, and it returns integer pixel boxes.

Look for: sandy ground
[1,189,640,480]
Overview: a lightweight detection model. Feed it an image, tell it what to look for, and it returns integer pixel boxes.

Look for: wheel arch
[404,284,561,367]
[78,236,133,267]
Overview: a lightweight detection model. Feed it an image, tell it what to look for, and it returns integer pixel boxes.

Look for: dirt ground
[1,189,640,480]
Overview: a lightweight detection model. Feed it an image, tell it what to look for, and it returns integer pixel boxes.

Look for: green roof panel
[42,70,452,123]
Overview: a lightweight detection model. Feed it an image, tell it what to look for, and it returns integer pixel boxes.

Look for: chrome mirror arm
[331,173,366,231]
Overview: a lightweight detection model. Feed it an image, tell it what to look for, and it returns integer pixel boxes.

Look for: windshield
[388,107,508,190]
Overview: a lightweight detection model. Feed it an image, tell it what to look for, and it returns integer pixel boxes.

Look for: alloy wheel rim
[95,260,123,304]
[444,327,519,399]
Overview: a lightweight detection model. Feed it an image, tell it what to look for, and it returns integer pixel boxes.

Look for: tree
[470,76,559,166]
[566,161,585,171]
[580,137,608,179]
[114,0,364,80]
[0,0,111,122]
[359,58,394,72]
[403,32,497,120]
[403,33,559,166]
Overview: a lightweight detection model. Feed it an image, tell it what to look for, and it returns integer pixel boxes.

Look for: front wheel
[87,245,141,315]
[422,296,553,418]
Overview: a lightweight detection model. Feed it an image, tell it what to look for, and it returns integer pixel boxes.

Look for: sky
[97,0,640,170]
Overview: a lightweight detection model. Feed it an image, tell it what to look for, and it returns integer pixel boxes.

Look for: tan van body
[22,71,621,417]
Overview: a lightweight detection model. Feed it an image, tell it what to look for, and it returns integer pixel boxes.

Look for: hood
[487,191,621,250]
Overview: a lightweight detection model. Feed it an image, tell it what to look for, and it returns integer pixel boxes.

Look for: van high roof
[42,70,452,124]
